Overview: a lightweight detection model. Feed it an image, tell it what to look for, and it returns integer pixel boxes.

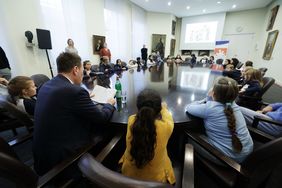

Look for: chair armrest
[252,115,282,128]
[185,131,249,177]
[238,95,261,101]
[95,132,123,162]
[37,142,97,188]
[182,144,194,188]
[247,126,275,142]
[8,133,33,147]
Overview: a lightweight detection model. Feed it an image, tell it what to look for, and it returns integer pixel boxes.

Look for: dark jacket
[0,46,10,69]
[33,74,115,175]
[222,70,242,83]
[241,80,262,96]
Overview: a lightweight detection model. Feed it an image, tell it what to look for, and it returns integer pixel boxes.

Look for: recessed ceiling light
[203,9,206,13]
[217,1,221,4]
[168,1,171,6]
[145,0,149,2]
[186,6,190,10]
[232,4,237,8]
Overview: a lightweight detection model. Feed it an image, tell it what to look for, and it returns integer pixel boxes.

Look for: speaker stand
[45,49,54,77]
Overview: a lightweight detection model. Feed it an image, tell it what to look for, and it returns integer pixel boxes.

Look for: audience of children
[120,89,176,184]
[7,76,37,116]
[185,77,253,163]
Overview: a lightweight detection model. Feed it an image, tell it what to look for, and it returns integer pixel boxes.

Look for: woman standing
[65,38,78,54]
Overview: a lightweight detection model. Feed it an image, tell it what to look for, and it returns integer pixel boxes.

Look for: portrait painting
[93,35,105,54]
[152,34,166,59]
[181,50,192,56]
[170,39,176,56]
[198,50,210,57]
[263,30,279,60]
[266,5,279,31]
[172,20,176,35]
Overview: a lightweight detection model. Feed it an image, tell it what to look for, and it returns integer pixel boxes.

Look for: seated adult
[186,77,253,163]
[222,64,242,83]
[114,59,128,71]
[240,103,282,137]
[33,52,115,177]
[7,76,37,116]
[119,89,176,184]
[99,56,114,74]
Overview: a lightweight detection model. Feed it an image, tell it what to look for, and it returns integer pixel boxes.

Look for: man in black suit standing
[141,44,148,67]
[33,52,115,178]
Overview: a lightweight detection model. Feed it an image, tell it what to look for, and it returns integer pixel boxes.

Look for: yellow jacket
[119,107,176,184]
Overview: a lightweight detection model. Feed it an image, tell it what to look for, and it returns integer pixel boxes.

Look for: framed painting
[266,5,279,31]
[263,30,279,60]
[152,34,166,58]
[170,39,176,56]
[93,35,105,54]
[172,20,176,35]
[181,50,192,56]
[198,50,210,57]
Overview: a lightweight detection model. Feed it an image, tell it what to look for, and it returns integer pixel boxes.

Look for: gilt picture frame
[93,35,105,55]
[262,30,279,60]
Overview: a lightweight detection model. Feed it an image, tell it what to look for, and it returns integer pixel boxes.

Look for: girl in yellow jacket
[119,89,176,184]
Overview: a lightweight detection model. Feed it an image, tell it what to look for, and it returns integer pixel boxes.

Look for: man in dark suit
[33,52,115,177]
[141,44,148,67]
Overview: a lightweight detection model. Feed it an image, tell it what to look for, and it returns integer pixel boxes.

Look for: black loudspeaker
[36,29,52,49]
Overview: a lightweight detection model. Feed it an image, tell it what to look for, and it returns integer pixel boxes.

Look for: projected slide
[185,21,218,43]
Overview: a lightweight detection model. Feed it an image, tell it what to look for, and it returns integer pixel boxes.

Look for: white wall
[223,8,267,65]
[0,0,51,77]
[256,0,282,84]
[147,12,174,58]
[84,0,106,64]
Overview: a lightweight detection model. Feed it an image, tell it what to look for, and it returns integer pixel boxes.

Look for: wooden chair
[185,131,282,188]
[0,133,100,188]
[30,74,50,90]
[78,132,194,188]
[250,115,282,139]
[0,96,34,134]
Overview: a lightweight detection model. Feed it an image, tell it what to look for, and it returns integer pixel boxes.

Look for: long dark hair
[213,77,242,153]
[130,89,162,168]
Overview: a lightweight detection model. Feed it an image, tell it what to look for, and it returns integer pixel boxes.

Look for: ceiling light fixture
[186,6,190,10]
[168,1,171,6]
[145,0,149,2]
[203,9,206,13]
[232,4,237,8]
[217,1,221,4]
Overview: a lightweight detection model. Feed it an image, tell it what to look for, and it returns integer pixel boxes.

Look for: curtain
[40,0,88,74]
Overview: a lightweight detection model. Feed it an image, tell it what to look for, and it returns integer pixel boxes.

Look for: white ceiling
[129,0,274,17]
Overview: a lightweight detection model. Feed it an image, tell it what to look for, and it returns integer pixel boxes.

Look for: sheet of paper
[91,85,116,104]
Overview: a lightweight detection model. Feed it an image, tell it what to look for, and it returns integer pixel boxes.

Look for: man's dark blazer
[32,74,115,176]
[141,47,148,60]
